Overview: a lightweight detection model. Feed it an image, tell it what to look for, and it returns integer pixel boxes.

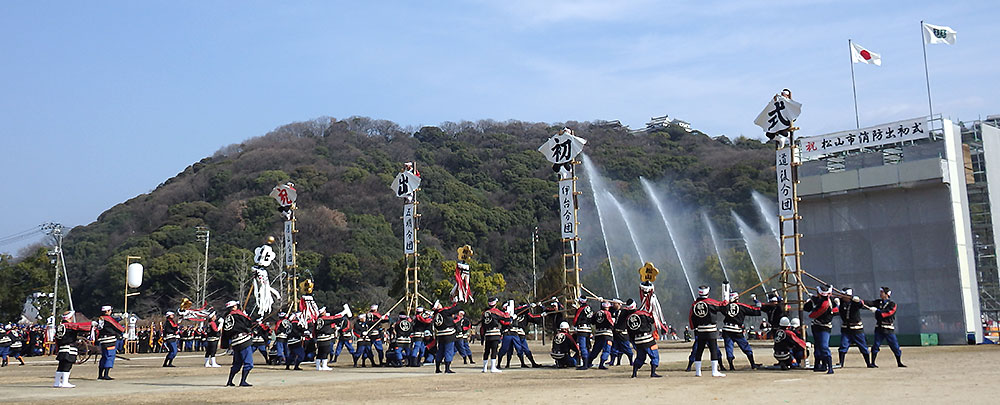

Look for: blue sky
[1,0,994,255]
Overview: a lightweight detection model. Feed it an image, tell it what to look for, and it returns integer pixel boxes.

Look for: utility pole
[532,226,538,301]
[531,225,538,340]
[195,227,210,305]
[43,223,74,325]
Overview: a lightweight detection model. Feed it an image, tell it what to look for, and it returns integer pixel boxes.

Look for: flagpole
[849,39,860,129]
[920,20,934,118]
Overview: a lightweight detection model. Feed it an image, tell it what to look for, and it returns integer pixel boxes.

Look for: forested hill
[0,117,775,321]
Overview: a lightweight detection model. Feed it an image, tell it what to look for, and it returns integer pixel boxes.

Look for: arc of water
[580,155,620,298]
[702,212,731,282]
[639,178,695,298]
[605,192,646,264]
[732,211,767,293]
[752,190,794,278]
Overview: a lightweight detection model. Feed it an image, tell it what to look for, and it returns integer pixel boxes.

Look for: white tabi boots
[61,371,76,388]
[211,357,221,368]
[711,360,726,377]
[205,358,212,368]
[490,359,502,373]
[693,361,702,377]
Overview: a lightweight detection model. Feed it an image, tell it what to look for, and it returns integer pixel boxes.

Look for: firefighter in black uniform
[612,299,636,366]
[870,286,905,367]
[411,307,432,367]
[333,312,354,363]
[285,314,306,370]
[570,296,594,370]
[392,313,413,367]
[204,313,221,367]
[54,311,91,388]
[274,312,289,365]
[251,318,270,365]
[433,300,462,374]
[354,313,375,367]
[456,310,475,364]
[314,308,336,370]
[480,297,510,373]
[162,311,180,367]
[689,285,726,377]
[221,301,255,387]
[95,305,125,380]
[721,292,761,371]
[759,291,787,338]
[836,287,874,368]
[803,284,838,374]
[550,321,579,368]
[627,308,662,378]
[588,301,615,369]
[772,317,806,370]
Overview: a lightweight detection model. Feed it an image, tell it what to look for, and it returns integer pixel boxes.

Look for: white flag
[851,42,881,66]
[923,22,957,45]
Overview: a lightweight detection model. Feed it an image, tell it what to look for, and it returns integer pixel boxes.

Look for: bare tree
[235,251,252,303]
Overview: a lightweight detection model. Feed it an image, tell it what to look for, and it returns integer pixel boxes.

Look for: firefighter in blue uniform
[162,311,180,367]
[836,287,874,368]
[870,286,906,367]
[588,301,615,369]
[433,300,462,374]
[721,292,761,371]
[627,308,662,378]
[803,284,838,374]
[611,299,635,366]
[571,296,593,370]
[221,300,255,387]
[96,305,125,380]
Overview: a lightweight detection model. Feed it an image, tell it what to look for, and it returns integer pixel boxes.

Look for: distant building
[634,114,694,134]
[592,120,623,128]
[796,115,988,344]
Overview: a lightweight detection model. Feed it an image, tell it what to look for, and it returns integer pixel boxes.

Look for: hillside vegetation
[1,117,776,322]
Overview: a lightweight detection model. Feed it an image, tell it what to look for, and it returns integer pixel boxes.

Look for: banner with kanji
[403,204,416,254]
[798,117,929,159]
[559,179,576,239]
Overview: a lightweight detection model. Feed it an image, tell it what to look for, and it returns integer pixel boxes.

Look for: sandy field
[1,341,996,404]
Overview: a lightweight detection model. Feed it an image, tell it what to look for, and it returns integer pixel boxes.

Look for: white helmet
[558,321,570,330]
[790,318,801,328]
[778,317,791,327]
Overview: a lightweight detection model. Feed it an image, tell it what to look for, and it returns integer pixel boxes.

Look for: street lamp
[124,256,143,349]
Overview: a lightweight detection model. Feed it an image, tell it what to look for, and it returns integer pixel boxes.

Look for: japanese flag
[851,42,881,66]
[923,22,957,45]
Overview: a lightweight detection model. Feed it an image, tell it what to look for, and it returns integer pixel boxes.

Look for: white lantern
[127,263,143,288]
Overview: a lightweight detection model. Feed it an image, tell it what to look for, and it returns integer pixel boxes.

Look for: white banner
[559,179,576,239]
[776,148,797,272]
[284,221,294,267]
[403,203,416,254]
[270,183,297,207]
[798,117,929,159]
[776,148,794,220]
[391,171,421,198]
[754,96,802,134]
[539,130,587,164]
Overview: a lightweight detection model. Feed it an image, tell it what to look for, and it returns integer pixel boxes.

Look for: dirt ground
[1,341,996,404]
